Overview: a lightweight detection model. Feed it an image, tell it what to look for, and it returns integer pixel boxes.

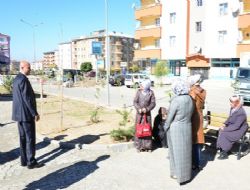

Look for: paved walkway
[1,120,250,190]
[1,92,250,190]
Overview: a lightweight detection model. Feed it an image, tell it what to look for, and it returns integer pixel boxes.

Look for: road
[32,78,250,116]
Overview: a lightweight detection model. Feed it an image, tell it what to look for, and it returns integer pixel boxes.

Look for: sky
[1,0,140,62]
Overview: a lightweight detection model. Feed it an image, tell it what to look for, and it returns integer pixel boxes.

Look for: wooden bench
[203,111,250,160]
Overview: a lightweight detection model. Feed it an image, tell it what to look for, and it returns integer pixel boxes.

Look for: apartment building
[43,51,56,68]
[135,0,242,78]
[134,0,162,70]
[0,33,11,73]
[237,0,250,65]
[187,0,239,78]
[72,30,135,71]
[161,0,188,76]
[58,42,72,70]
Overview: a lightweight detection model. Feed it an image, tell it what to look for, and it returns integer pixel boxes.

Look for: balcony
[135,3,162,20]
[134,48,161,59]
[135,26,161,39]
[237,43,250,57]
[238,13,250,29]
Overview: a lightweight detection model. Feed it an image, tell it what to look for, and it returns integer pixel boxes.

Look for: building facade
[135,0,243,78]
[0,33,10,73]
[134,0,162,70]
[58,42,72,70]
[237,0,250,66]
[71,30,135,72]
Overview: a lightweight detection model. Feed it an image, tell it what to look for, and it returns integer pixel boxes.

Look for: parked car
[85,71,96,77]
[109,74,125,86]
[124,73,154,88]
[63,79,73,88]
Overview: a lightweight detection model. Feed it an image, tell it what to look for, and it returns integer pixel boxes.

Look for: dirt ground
[36,95,135,145]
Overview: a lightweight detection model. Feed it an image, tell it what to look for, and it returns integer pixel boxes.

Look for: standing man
[12,61,44,169]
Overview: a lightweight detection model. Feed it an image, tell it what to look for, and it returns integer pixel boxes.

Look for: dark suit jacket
[12,73,38,121]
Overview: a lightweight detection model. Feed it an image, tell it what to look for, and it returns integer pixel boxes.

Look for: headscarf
[171,78,189,96]
[141,79,151,93]
[188,74,202,86]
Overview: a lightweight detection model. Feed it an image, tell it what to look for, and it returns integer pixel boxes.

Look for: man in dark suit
[12,61,44,169]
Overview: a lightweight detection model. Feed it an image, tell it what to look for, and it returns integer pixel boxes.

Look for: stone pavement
[1,92,250,190]
[1,120,250,190]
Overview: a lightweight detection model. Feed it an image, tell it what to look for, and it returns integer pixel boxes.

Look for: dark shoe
[192,165,203,171]
[21,163,27,167]
[217,151,228,160]
[27,162,44,169]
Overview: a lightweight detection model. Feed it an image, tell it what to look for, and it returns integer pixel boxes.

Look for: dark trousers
[18,121,36,166]
[192,144,202,167]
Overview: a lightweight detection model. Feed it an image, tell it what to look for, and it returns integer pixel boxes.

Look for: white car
[63,79,73,88]
[124,73,154,88]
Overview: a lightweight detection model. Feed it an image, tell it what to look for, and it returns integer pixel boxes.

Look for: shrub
[110,126,135,142]
[90,107,101,123]
[116,106,132,126]
[3,75,14,93]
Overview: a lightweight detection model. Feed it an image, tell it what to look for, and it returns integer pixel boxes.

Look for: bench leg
[237,143,243,160]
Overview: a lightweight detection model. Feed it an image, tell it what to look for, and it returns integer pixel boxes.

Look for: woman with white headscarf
[133,79,156,152]
[164,79,194,184]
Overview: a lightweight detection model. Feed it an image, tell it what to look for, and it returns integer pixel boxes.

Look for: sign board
[120,62,128,67]
[92,41,102,55]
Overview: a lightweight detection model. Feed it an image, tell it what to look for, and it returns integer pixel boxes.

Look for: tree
[154,60,169,86]
[80,62,92,73]
[129,65,139,73]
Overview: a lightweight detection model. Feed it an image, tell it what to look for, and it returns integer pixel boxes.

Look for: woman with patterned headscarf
[164,78,194,184]
[133,79,156,152]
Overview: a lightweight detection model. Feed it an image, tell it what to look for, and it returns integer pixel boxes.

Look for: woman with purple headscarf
[133,79,156,152]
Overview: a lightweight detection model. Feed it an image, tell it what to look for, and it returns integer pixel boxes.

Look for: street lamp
[20,19,43,65]
[105,0,110,106]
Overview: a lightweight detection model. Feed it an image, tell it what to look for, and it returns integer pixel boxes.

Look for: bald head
[20,61,31,76]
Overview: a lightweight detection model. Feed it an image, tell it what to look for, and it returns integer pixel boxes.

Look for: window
[169,36,176,47]
[196,22,202,32]
[155,18,160,26]
[219,3,228,16]
[218,30,227,44]
[155,39,160,48]
[197,0,203,6]
[170,12,176,24]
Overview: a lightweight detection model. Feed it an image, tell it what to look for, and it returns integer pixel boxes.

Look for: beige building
[43,51,57,69]
[72,30,135,71]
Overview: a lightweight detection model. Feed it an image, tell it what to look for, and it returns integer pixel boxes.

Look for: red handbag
[136,114,152,138]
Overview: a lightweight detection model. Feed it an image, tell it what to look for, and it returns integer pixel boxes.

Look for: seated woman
[217,95,249,160]
[152,107,168,148]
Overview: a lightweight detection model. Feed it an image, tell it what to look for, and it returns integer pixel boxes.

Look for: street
[32,78,250,116]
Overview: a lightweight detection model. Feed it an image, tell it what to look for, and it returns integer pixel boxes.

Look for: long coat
[164,95,194,184]
[12,73,38,121]
[133,89,156,150]
[217,106,249,152]
[189,85,206,144]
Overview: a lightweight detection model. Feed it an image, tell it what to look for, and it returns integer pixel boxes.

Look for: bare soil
[36,95,135,145]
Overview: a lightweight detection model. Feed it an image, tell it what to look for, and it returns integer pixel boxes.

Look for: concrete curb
[36,133,135,152]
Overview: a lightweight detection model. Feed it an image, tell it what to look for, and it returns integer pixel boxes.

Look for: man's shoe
[27,162,44,169]
[21,163,27,167]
